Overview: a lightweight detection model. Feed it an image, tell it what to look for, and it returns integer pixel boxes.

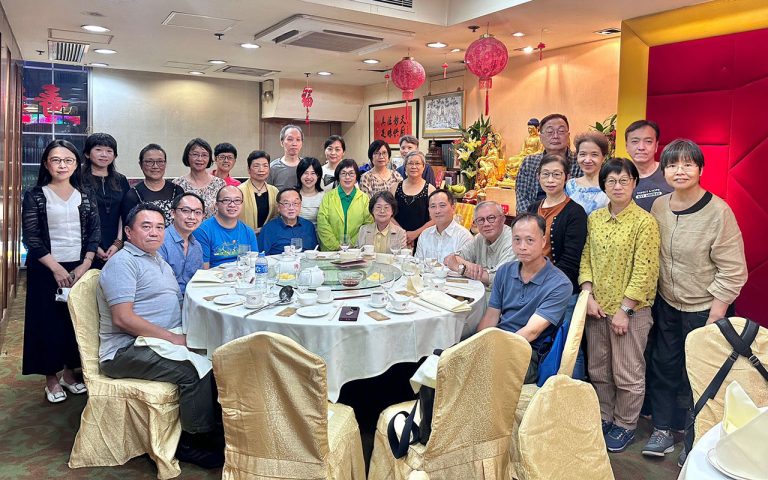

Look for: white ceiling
[3,0,710,86]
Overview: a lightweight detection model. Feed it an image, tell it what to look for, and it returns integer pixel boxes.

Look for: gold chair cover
[685,317,768,444]
[517,375,614,480]
[66,270,182,479]
[368,328,531,480]
[212,331,365,479]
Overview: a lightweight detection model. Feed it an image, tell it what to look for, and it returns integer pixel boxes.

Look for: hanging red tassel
[405,99,410,133]
[442,62,448,79]
[384,72,390,101]
[537,42,546,61]
[485,90,489,116]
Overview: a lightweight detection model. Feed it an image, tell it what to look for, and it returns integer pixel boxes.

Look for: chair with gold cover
[368,328,531,480]
[212,331,365,480]
[66,269,182,480]
[517,375,614,480]
[685,317,768,445]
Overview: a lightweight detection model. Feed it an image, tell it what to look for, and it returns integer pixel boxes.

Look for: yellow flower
[457,149,471,161]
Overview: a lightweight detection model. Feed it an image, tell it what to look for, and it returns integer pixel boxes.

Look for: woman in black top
[22,139,100,403]
[390,151,435,248]
[81,133,129,267]
[121,143,183,226]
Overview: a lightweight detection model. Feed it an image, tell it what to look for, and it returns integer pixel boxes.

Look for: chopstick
[218,302,244,311]
[332,293,372,301]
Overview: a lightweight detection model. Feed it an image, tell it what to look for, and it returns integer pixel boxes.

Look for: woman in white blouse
[296,157,325,224]
[21,140,100,403]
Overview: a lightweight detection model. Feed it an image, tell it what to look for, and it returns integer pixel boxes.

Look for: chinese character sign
[369,100,418,150]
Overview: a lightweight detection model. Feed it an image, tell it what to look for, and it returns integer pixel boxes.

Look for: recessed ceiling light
[595,27,621,35]
[81,25,110,33]
[362,59,380,64]
[189,71,205,75]
[450,48,462,53]
[426,41,447,48]
[240,43,260,49]
[522,46,534,54]
[89,62,109,67]
[512,32,525,37]
[317,71,332,76]
[94,48,116,54]
[208,59,227,64]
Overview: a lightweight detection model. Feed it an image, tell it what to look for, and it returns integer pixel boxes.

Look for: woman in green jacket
[317,159,373,250]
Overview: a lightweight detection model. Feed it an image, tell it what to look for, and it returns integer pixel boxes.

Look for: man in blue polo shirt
[477,213,571,383]
[259,187,318,255]
[158,192,204,294]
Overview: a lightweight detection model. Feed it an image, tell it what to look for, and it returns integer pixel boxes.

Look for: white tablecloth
[182,274,486,402]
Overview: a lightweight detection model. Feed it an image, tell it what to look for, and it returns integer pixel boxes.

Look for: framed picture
[369,100,419,150]
[423,91,464,138]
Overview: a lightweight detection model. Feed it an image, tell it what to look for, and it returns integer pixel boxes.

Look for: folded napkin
[134,327,212,379]
[409,353,439,394]
[713,381,768,479]
[419,290,470,313]
[407,275,424,294]
[189,269,225,284]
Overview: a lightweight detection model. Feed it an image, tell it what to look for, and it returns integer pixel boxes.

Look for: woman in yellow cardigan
[239,150,278,234]
[317,159,373,250]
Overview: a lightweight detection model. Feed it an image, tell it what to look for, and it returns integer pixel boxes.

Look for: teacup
[422,273,435,289]
[298,292,318,306]
[340,248,360,261]
[235,281,255,295]
[433,267,448,279]
[361,245,375,255]
[432,278,446,292]
[304,249,318,259]
[316,286,333,303]
[223,267,239,282]
[388,293,411,311]
[376,253,394,265]
[370,290,387,307]
[245,291,263,308]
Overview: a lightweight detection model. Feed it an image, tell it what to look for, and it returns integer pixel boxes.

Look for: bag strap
[716,318,768,381]
[387,402,420,459]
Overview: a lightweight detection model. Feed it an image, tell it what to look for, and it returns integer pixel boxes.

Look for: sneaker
[677,447,687,468]
[602,420,614,435]
[642,429,675,457]
[605,425,636,453]
[175,442,224,469]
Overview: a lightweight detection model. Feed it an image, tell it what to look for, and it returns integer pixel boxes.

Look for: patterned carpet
[0,272,681,479]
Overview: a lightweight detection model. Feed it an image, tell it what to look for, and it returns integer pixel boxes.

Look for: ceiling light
[426,41,447,48]
[512,32,525,37]
[89,62,109,67]
[189,71,205,75]
[94,48,116,54]
[81,25,110,33]
[317,71,332,76]
[595,27,621,35]
[450,48,462,53]
[522,46,534,54]
[362,59,380,64]
[240,43,260,49]
[208,59,227,64]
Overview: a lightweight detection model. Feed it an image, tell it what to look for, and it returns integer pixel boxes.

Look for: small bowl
[298,293,318,306]
[388,293,411,310]
[340,249,361,261]
[304,250,318,259]
[235,284,255,295]
[433,267,448,279]
[337,270,365,288]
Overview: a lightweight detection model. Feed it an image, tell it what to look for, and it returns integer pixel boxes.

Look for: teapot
[298,266,325,288]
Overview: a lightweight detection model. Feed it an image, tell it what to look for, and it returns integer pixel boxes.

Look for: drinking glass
[237,253,250,280]
[297,270,310,295]
[340,233,350,252]
[237,244,251,255]
[266,265,278,298]
[290,237,303,255]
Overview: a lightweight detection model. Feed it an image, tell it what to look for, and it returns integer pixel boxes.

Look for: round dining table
[182,255,487,402]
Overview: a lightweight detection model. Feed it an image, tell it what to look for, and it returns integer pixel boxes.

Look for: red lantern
[391,56,425,128]
[464,34,508,115]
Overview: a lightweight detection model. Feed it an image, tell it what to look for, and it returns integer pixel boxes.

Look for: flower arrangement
[453,115,504,192]
[590,113,617,158]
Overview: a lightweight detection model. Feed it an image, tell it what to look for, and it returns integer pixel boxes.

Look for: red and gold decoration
[301,73,313,127]
[35,84,69,116]
[453,115,504,196]
[464,33,508,115]
[391,56,425,126]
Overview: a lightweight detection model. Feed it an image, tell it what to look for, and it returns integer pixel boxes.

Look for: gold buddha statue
[500,118,543,188]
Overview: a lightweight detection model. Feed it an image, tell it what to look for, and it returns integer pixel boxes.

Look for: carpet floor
[0,272,681,479]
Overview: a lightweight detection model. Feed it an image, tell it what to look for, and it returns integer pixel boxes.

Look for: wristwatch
[620,304,635,317]
[458,264,466,276]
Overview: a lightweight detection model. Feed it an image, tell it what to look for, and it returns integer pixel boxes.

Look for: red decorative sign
[372,106,411,145]
[34,84,69,116]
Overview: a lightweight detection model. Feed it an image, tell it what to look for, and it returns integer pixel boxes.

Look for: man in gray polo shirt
[477,213,571,383]
[98,203,222,468]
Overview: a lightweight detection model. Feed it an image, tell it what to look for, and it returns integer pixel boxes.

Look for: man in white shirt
[415,189,473,263]
[444,201,515,286]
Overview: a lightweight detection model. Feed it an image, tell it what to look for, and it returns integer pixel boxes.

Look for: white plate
[385,304,417,315]
[214,294,244,305]
[707,449,753,480]
[369,301,388,309]
[296,305,336,318]
[317,297,334,304]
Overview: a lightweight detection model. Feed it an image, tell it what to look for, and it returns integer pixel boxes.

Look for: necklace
[251,181,267,194]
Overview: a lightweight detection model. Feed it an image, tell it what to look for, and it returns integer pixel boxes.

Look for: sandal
[45,386,67,403]
[59,377,87,395]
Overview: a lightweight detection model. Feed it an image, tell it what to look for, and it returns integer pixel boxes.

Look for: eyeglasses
[542,128,568,137]
[604,177,633,187]
[176,207,204,217]
[372,151,389,158]
[216,154,235,161]
[406,161,424,167]
[190,152,210,159]
[539,171,564,180]
[142,160,167,167]
[279,201,301,208]
[217,197,243,205]
[664,162,698,172]
[373,205,392,212]
[49,157,76,166]
[339,171,356,178]
[474,215,499,226]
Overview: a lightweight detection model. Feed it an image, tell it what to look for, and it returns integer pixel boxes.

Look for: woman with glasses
[173,138,225,219]
[296,157,325,225]
[81,133,130,267]
[356,191,407,253]
[211,142,240,186]
[317,159,373,250]
[121,143,183,226]
[22,139,100,403]
[566,132,610,215]
[239,150,278,234]
[642,139,747,461]
[321,135,345,191]
[390,150,435,248]
[579,158,660,453]
[360,140,403,196]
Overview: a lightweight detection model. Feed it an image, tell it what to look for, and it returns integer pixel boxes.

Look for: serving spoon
[244,286,294,318]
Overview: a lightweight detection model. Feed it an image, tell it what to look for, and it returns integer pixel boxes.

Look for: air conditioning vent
[284,31,382,53]
[48,40,89,63]
[372,0,413,8]
[219,65,279,77]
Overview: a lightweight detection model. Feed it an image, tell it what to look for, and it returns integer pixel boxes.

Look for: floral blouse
[359,169,403,196]
[173,175,226,219]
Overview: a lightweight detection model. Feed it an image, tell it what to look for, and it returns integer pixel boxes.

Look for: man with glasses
[193,186,259,268]
[444,201,515,287]
[625,120,672,211]
[477,213,572,384]
[259,187,318,255]
[121,143,183,226]
[515,114,582,214]
[211,142,241,187]
[159,193,205,294]
[415,189,472,264]
[395,135,436,186]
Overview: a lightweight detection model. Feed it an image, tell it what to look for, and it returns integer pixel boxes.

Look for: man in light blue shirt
[193,186,259,268]
[158,192,204,294]
[259,188,318,255]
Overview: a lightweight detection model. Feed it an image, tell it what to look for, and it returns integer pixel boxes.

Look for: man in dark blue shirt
[259,187,318,255]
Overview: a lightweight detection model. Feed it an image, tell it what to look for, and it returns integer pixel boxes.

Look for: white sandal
[59,377,87,394]
[45,386,67,403]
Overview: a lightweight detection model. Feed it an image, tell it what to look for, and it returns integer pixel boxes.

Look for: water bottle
[254,252,269,293]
